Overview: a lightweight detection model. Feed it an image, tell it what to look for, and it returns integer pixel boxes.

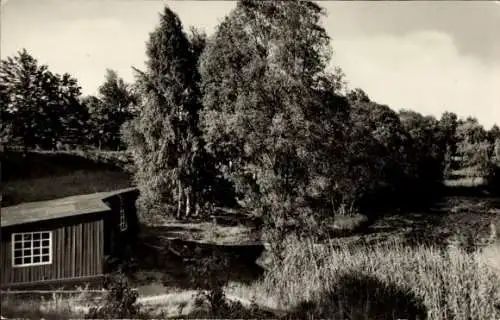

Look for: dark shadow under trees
[285,273,427,320]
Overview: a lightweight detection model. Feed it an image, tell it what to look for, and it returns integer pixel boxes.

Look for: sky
[1,0,499,128]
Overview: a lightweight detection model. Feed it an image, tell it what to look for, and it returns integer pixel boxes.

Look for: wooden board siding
[0,215,104,287]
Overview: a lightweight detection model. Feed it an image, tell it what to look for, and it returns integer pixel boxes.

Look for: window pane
[12,232,52,266]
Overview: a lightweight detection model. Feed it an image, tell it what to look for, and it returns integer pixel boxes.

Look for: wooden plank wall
[1,217,104,287]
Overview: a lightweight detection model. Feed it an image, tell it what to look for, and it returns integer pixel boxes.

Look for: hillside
[1,151,133,207]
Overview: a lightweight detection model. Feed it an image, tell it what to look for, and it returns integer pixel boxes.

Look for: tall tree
[188,27,207,65]
[0,49,83,152]
[87,69,137,150]
[122,6,203,220]
[347,92,413,203]
[494,138,500,163]
[488,125,500,159]
[399,110,446,189]
[80,95,104,148]
[56,73,89,147]
[488,124,500,141]
[455,117,492,178]
[0,82,15,152]
[438,111,459,177]
[200,0,350,243]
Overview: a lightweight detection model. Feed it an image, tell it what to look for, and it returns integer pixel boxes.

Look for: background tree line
[1,0,499,239]
[0,51,137,152]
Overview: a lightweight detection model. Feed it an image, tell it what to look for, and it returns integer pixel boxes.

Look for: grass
[1,151,133,206]
[444,177,486,187]
[0,283,269,319]
[229,238,500,320]
[481,242,500,273]
[0,288,92,320]
[332,213,369,232]
[34,149,133,170]
[2,170,133,205]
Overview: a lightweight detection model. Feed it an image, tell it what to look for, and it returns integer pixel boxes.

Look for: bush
[85,273,144,319]
[180,251,270,318]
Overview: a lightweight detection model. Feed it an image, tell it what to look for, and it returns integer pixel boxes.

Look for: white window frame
[11,231,53,268]
[119,196,128,232]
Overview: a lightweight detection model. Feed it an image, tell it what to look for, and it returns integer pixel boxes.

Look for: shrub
[85,273,144,319]
[180,251,270,318]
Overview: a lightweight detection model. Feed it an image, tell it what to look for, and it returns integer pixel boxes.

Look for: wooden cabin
[0,187,139,289]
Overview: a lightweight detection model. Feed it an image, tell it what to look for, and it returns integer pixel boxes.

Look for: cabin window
[119,196,128,231]
[11,231,52,267]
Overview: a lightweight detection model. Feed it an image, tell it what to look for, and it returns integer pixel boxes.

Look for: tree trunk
[185,187,191,219]
[193,190,199,217]
[194,201,200,217]
[177,180,183,220]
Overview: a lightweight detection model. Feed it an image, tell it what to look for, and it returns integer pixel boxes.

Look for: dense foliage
[83,69,138,151]
[199,0,352,243]
[0,50,137,152]
[0,49,86,151]
[85,274,143,319]
[120,7,213,221]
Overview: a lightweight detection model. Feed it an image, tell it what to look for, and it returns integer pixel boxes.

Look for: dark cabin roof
[1,187,138,228]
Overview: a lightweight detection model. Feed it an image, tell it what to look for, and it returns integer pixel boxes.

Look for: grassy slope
[1,151,133,206]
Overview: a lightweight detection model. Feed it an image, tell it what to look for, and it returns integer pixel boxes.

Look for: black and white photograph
[1,0,499,319]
